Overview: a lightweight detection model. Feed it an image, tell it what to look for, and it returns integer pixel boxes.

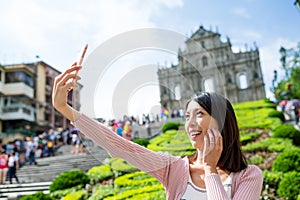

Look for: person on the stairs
[8,151,19,184]
[0,150,9,184]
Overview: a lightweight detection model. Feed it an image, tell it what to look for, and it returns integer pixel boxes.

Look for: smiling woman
[52,64,263,199]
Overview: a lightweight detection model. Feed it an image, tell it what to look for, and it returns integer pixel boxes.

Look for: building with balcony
[158,26,266,113]
[0,61,81,140]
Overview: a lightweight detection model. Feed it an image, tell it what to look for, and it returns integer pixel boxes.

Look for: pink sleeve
[73,114,180,184]
[205,174,229,200]
[205,165,263,200]
[231,165,263,200]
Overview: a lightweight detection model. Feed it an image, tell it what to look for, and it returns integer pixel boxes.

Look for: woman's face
[185,100,218,149]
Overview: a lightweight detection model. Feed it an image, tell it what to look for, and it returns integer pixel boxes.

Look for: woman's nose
[187,116,197,127]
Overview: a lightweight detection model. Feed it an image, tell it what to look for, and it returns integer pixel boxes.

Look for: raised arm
[52,64,180,184]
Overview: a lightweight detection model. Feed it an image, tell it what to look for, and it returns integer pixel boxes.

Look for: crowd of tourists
[0,127,86,184]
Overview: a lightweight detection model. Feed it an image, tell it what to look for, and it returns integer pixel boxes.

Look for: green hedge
[268,110,285,122]
[262,170,283,189]
[277,171,300,200]
[233,99,276,110]
[49,170,90,192]
[106,158,138,177]
[50,185,83,199]
[240,131,262,145]
[62,190,87,200]
[261,171,284,199]
[133,138,150,147]
[20,192,52,200]
[247,155,264,165]
[272,148,300,173]
[129,190,166,200]
[147,130,194,156]
[242,138,294,153]
[88,185,115,200]
[103,184,164,200]
[161,122,182,133]
[88,164,114,184]
[272,124,300,146]
[114,171,160,188]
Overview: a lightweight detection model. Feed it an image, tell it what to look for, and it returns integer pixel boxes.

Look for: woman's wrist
[204,165,218,175]
[56,104,80,122]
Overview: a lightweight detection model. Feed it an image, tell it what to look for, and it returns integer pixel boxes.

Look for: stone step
[13,146,109,183]
[0,182,51,200]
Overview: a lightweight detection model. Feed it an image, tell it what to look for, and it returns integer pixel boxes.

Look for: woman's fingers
[63,76,81,91]
[208,129,215,144]
[58,73,80,87]
[205,128,223,153]
[54,66,81,90]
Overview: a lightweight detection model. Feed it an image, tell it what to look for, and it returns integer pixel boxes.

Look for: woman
[0,150,9,184]
[52,64,263,199]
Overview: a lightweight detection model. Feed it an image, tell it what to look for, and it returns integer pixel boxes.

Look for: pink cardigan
[74,114,263,200]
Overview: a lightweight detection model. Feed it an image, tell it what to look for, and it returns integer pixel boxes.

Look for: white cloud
[0,0,183,69]
[231,7,251,19]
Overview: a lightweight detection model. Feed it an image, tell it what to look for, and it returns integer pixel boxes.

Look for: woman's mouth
[190,131,202,139]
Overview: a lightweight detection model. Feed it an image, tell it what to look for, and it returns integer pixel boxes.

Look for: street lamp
[279,47,288,78]
[295,0,300,11]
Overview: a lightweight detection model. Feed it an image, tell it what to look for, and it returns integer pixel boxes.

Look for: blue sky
[0,0,299,119]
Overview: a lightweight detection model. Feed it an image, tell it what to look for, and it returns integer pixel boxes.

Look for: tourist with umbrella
[285,99,300,125]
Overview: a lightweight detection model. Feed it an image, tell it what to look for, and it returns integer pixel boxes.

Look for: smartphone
[77,44,88,66]
[70,44,88,84]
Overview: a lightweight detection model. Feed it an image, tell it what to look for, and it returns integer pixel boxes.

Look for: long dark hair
[186,92,247,172]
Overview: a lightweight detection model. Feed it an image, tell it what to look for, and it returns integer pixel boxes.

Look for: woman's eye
[196,111,204,115]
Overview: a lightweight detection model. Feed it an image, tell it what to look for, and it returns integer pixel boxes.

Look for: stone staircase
[0,121,165,199]
[0,144,109,200]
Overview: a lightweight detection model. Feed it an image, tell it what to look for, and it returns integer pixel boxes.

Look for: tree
[274,43,300,100]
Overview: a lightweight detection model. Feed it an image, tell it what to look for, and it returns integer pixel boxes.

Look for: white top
[8,156,18,167]
[181,172,234,200]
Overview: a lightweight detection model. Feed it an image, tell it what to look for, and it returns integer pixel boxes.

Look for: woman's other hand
[203,128,223,173]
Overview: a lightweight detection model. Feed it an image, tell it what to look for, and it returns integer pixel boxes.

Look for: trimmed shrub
[147,130,194,155]
[20,192,52,200]
[277,171,300,200]
[133,138,150,147]
[268,110,285,122]
[104,184,164,200]
[161,122,181,133]
[106,158,138,177]
[114,171,160,188]
[88,185,115,200]
[50,170,90,192]
[50,185,83,199]
[129,190,166,200]
[62,190,87,200]
[240,131,262,145]
[272,148,300,173]
[248,155,264,165]
[242,137,293,153]
[262,170,283,189]
[88,164,114,184]
[272,124,300,146]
